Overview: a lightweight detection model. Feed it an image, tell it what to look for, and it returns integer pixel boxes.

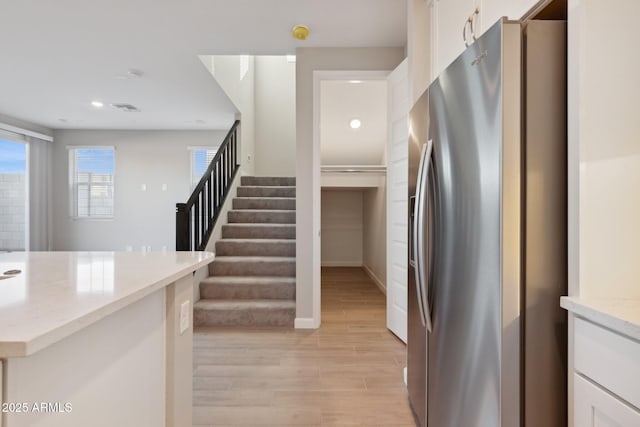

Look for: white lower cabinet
[574,374,640,427]
[572,317,640,426]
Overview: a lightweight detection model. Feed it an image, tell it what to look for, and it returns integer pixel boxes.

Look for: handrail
[176,120,240,251]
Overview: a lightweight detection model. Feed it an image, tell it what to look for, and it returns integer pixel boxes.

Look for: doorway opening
[314,71,390,329]
[311,61,409,341]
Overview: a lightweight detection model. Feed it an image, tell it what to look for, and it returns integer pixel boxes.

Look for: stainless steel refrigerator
[407,19,568,427]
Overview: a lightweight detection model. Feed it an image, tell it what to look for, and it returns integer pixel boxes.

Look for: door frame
[309,70,390,328]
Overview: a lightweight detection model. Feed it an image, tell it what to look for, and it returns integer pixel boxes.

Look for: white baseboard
[295,317,319,329]
[363,264,386,295]
[321,261,362,267]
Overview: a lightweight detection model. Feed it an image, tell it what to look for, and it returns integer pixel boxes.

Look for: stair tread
[223,223,295,228]
[234,197,295,200]
[239,185,295,189]
[231,209,294,213]
[217,238,295,243]
[214,256,295,262]
[195,299,296,310]
[201,276,296,284]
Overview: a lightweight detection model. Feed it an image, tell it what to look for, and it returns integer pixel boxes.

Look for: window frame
[67,146,116,220]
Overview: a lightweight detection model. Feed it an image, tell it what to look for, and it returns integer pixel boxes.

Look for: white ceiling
[0,0,406,131]
[321,80,388,165]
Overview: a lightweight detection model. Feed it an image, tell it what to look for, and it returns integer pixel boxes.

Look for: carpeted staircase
[193,176,296,327]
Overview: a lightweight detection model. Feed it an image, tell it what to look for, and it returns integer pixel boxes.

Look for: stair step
[194,299,295,327]
[228,209,295,224]
[222,224,296,239]
[209,256,296,277]
[216,239,295,257]
[240,176,296,186]
[200,276,296,300]
[232,197,295,211]
[237,186,295,198]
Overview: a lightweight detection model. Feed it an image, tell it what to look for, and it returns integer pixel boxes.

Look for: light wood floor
[193,267,415,427]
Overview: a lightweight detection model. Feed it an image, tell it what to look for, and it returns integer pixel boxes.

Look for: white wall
[51,130,227,251]
[254,56,296,177]
[363,185,387,292]
[296,47,405,323]
[321,190,363,266]
[206,56,256,175]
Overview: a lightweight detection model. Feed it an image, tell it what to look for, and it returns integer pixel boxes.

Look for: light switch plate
[179,300,190,334]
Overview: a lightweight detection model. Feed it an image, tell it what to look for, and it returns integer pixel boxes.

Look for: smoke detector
[110,103,141,112]
[292,25,309,40]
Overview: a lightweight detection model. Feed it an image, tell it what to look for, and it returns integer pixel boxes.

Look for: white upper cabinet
[430,0,548,79]
[431,0,478,79]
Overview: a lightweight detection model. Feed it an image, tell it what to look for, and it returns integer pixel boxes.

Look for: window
[190,147,218,188]
[0,136,27,250]
[68,147,115,218]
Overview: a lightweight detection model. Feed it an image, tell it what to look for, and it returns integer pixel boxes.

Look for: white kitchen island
[0,251,214,427]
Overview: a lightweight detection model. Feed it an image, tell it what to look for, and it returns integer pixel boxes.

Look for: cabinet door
[574,374,640,427]
[432,0,477,78]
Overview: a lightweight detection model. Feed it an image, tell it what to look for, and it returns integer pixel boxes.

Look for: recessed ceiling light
[349,80,362,84]
[91,100,104,108]
[127,69,143,78]
[349,119,362,129]
[116,68,144,80]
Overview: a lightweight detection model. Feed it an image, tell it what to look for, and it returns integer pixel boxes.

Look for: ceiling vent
[110,103,140,112]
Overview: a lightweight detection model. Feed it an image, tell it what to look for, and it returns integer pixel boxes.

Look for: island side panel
[1,359,3,427]
[165,274,193,427]
[4,289,166,427]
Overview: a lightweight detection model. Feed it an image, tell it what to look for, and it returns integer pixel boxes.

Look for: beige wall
[363,185,387,291]
[254,56,296,177]
[321,190,364,266]
[408,0,432,103]
[569,0,640,299]
[295,47,404,322]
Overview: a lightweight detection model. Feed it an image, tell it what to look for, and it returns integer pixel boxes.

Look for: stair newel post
[231,131,236,169]
[224,142,229,191]
[207,172,213,227]
[176,203,191,251]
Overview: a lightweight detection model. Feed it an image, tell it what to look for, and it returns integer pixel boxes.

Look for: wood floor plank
[193,267,413,426]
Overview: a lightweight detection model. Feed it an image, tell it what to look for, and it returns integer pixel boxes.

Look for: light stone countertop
[560,296,640,341]
[0,251,214,358]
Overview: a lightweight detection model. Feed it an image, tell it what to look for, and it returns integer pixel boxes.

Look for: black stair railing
[176,120,240,251]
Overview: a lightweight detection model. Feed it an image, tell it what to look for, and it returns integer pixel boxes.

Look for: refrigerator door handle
[413,140,434,333]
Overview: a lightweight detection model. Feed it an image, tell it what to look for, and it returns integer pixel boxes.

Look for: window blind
[69,147,115,218]
[191,147,218,188]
